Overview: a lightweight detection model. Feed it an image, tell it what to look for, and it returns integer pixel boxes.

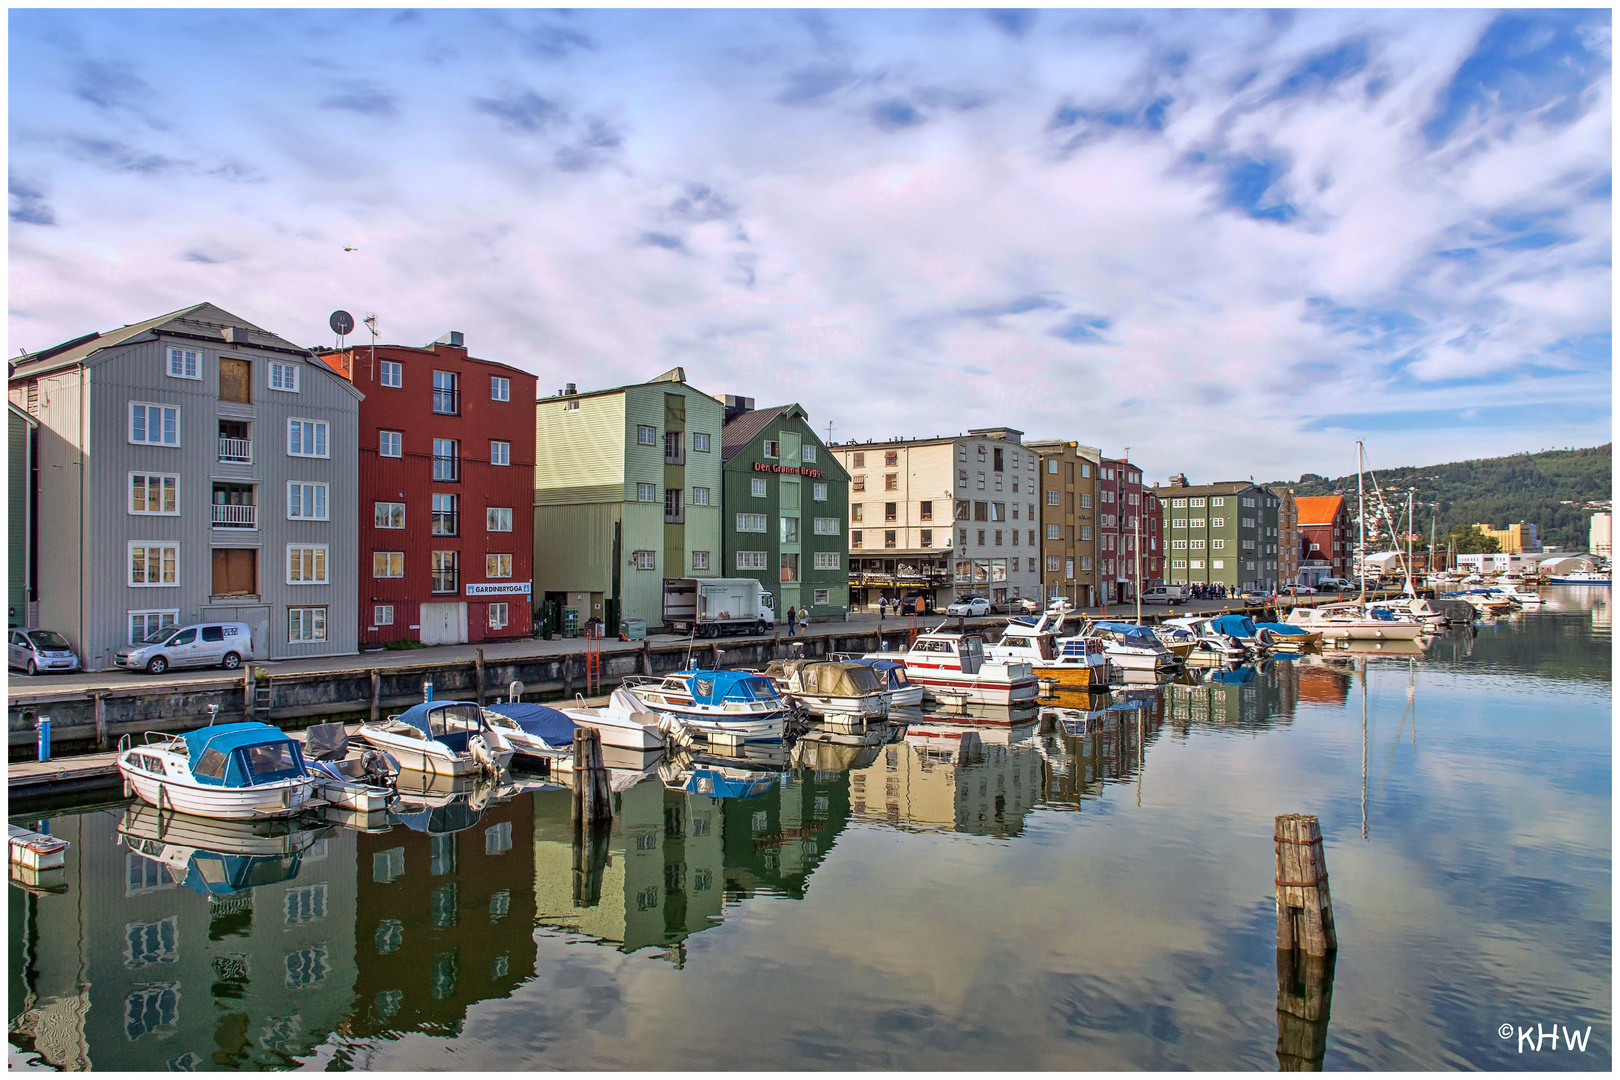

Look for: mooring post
[639,641,652,676]
[474,647,486,706]
[1276,948,1337,1070]
[244,669,256,718]
[1274,813,1337,955]
[93,693,108,752]
[563,655,574,698]
[711,641,721,668]
[571,726,611,827]
[369,669,380,723]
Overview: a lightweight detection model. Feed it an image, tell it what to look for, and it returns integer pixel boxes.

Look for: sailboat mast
[1135,509,1142,624]
[1357,441,1366,605]
[1406,489,1415,596]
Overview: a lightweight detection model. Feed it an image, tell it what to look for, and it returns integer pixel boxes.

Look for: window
[633,550,656,570]
[752,478,768,497]
[375,604,394,626]
[1212,559,1225,569]
[884,530,897,548]
[814,517,840,535]
[801,445,816,463]
[1046,524,1060,540]
[780,517,799,543]
[1207,497,1221,507]
[1172,559,1188,570]
[637,483,657,502]
[920,529,933,548]
[1102,490,1114,503]
[373,551,404,578]
[813,483,828,501]
[1191,540,1206,550]
[288,606,327,642]
[166,346,200,380]
[1080,556,1093,570]
[1212,517,1225,528]
[1079,493,1092,509]
[288,482,329,521]
[1172,540,1188,550]
[1173,518,1188,529]
[693,432,711,452]
[491,376,510,402]
[852,451,865,467]
[269,361,299,392]
[376,501,405,529]
[287,545,328,584]
[814,588,830,605]
[692,550,710,570]
[850,530,864,548]
[954,500,969,520]
[736,513,767,532]
[130,474,179,515]
[489,603,509,630]
[852,504,864,522]
[432,370,459,414]
[884,502,897,522]
[691,487,711,506]
[978,529,986,545]
[431,550,459,593]
[974,502,989,521]
[884,473,898,491]
[431,493,459,535]
[380,360,403,388]
[130,403,179,446]
[664,487,683,522]
[1046,489,1060,506]
[129,543,178,586]
[287,419,329,458]
[664,430,684,464]
[563,399,580,412]
[1191,559,1205,570]
[490,441,510,466]
[1046,555,1061,572]
[1213,539,1225,549]
[852,476,866,493]
[128,609,178,644]
[486,553,513,578]
[977,473,986,490]
[763,440,779,458]
[380,430,402,457]
[958,529,967,547]
[958,470,969,487]
[994,530,1004,546]
[884,450,898,467]
[638,424,657,446]
[780,553,799,581]
[737,551,767,569]
[1065,557,1075,579]
[1190,518,1206,528]
[991,502,1005,521]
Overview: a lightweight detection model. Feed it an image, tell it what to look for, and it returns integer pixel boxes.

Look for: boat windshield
[428,704,483,738]
[726,677,781,703]
[242,742,303,783]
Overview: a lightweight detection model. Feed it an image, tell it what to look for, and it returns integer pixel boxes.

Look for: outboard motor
[468,734,499,774]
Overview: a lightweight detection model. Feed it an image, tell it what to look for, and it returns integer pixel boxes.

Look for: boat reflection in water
[116,803,330,896]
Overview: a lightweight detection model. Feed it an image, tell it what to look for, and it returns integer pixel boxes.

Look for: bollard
[423,680,434,702]
[36,716,51,763]
[1274,813,1337,956]
[509,680,524,703]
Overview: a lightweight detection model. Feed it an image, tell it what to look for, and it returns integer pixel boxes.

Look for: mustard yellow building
[1475,521,1540,554]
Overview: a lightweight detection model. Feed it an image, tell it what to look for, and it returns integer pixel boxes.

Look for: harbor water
[9,589,1610,1070]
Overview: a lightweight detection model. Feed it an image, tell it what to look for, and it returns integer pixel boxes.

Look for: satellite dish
[329,310,355,336]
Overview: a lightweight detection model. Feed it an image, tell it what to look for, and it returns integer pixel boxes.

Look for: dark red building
[322,333,537,646]
[1100,456,1158,603]
[1294,495,1353,581]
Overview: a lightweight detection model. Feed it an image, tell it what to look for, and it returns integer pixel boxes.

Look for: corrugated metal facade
[8,404,36,626]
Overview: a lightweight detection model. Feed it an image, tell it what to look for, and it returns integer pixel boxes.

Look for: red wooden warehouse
[321,332,536,646]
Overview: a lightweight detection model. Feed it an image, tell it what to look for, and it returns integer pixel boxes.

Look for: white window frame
[379,430,402,457]
[736,513,767,533]
[268,361,300,393]
[488,602,509,630]
[692,550,711,571]
[751,478,767,498]
[128,609,179,644]
[813,482,827,501]
[487,506,514,532]
[129,473,179,516]
[636,483,657,503]
[379,360,403,388]
[736,551,767,570]
[763,440,779,459]
[691,487,711,507]
[801,445,816,463]
[374,604,395,626]
[128,543,179,587]
[813,551,840,570]
[375,501,405,529]
[373,551,404,578]
[287,482,330,521]
[633,550,656,570]
[288,606,327,643]
[286,544,329,585]
[166,346,201,380]
[486,553,513,579]
[129,402,180,447]
[491,376,511,402]
[813,517,840,535]
[1046,524,1060,540]
[287,418,329,459]
[692,432,711,453]
[637,424,657,446]
[490,440,511,466]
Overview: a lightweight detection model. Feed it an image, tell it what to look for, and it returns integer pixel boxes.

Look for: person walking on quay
[787,606,797,635]
[879,595,888,619]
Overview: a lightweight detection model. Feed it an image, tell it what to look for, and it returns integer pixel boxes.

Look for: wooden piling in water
[474,648,485,705]
[369,670,380,723]
[570,726,612,828]
[1275,948,1336,1070]
[1274,813,1337,955]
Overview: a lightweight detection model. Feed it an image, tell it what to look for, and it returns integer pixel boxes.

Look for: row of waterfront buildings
[6,302,1374,670]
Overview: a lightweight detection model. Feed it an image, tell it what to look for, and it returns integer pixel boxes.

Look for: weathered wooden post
[369,669,381,723]
[1274,813,1337,955]
[639,641,652,676]
[562,655,574,698]
[1276,948,1336,1070]
[93,693,108,752]
[244,668,256,718]
[571,726,611,827]
[474,647,486,705]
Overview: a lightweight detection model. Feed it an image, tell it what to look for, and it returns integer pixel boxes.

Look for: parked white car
[945,596,992,617]
[114,622,253,675]
[8,629,80,675]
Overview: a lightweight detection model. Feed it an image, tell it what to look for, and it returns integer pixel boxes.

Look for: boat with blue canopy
[359,700,516,777]
[1253,621,1320,651]
[117,721,318,820]
[620,670,790,741]
[482,701,578,767]
[1081,620,1181,673]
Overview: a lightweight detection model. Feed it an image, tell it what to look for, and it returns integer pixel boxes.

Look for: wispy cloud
[9,175,55,225]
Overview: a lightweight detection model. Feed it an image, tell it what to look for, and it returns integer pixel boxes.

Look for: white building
[1589,512,1611,559]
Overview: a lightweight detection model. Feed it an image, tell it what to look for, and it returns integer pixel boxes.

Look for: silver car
[8,629,81,675]
[114,622,253,675]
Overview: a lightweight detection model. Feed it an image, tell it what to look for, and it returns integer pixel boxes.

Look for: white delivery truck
[662,578,777,637]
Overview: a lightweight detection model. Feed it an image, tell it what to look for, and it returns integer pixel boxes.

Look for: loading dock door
[419,602,468,646]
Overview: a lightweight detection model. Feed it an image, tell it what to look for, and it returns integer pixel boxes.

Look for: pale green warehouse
[533,368,723,635]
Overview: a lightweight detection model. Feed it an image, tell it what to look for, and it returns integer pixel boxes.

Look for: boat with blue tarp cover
[116,721,319,820]
[620,670,791,741]
[1206,615,1261,644]
[1253,621,1320,651]
[483,701,578,766]
[360,701,516,777]
[1082,620,1181,673]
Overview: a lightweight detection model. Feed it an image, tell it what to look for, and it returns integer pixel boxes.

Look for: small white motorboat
[557,688,667,751]
[358,700,515,777]
[869,624,1038,705]
[1081,621,1182,674]
[299,723,396,812]
[480,701,579,767]
[618,670,792,741]
[1288,602,1426,641]
[117,722,319,820]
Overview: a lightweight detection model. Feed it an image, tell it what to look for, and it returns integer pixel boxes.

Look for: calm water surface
[9,589,1611,1070]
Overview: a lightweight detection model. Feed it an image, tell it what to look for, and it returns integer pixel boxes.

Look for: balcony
[212,503,256,528]
[218,437,252,464]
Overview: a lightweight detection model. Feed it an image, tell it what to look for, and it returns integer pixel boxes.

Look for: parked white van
[114,622,253,675]
[1141,584,1190,604]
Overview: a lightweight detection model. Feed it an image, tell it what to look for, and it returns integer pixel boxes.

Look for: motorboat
[1151,624,1197,661]
[1253,622,1321,652]
[556,688,666,751]
[116,803,326,895]
[868,624,1038,705]
[1441,589,1516,617]
[1548,570,1610,585]
[1161,617,1250,664]
[481,701,579,768]
[299,723,397,812]
[117,722,319,820]
[763,659,889,719]
[846,657,926,707]
[358,700,515,777]
[1488,580,1544,607]
[986,602,1112,690]
[619,670,792,741]
[1287,602,1425,640]
[1366,596,1450,627]
[1080,620,1181,674]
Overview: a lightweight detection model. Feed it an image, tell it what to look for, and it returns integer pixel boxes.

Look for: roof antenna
[363,312,378,379]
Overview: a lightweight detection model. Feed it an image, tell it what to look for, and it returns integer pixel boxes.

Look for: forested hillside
[1276,445,1611,551]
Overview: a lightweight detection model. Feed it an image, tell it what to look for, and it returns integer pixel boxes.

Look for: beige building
[1027,439,1101,607]
[830,428,1040,611]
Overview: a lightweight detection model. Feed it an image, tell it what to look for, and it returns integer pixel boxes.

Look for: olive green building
[719,400,850,620]
[1159,479,1283,592]
[533,369,723,633]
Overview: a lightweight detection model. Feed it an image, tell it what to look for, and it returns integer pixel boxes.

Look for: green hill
[1275,445,1611,551]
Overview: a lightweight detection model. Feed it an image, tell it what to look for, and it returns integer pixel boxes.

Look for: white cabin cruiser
[869,624,1038,706]
[359,700,515,777]
[1080,621,1181,673]
[1287,602,1425,640]
[1161,617,1250,663]
[986,602,1112,690]
[117,722,319,820]
[762,659,888,719]
[618,670,791,742]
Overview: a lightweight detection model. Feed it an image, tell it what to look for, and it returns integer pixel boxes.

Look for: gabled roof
[1295,495,1347,525]
[721,404,797,461]
[11,302,309,381]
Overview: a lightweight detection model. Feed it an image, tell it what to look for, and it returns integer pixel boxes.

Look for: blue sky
[8,8,1612,481]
